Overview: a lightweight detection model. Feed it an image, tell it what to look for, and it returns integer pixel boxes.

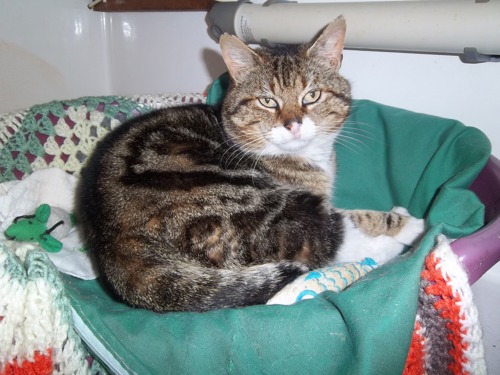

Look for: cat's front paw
[391,206,425,246]
[334,206,426,265]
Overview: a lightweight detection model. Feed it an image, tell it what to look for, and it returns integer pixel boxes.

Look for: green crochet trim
[0,242,27,284]
[0,96,152,182]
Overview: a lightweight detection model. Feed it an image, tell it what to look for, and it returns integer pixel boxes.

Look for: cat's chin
[280,137,315,151]
[261,139,313,156]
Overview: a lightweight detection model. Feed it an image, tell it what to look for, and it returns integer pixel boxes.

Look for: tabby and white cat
[76,16,424,312]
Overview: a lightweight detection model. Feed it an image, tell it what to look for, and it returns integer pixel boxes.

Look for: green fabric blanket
[61,83,490,374]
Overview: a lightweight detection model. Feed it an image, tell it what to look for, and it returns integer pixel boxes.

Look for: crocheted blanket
[406,235,485,374]
[0,242,103,374]
[0,94,487,374]
[0,94,205,182]
[0,94,204,374]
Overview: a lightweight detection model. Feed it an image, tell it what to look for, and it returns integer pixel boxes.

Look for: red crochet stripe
[1,349,53,375]
[403,320,426,375]
[421,253,469,375]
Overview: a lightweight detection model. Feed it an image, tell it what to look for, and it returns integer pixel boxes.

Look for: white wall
[1,0,500,371]
[1,0,499,155]
[0,1,110,111]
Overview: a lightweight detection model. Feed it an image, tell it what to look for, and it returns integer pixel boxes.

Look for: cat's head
[219,16,351,159]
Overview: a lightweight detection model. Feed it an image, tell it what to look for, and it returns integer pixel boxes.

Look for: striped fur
[76,17,423,312]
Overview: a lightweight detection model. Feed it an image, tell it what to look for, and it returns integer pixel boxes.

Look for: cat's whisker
[217,130,264,169]
[341,122,375,133]
[245,148,266,187]
[339,123,384,146]
[223,136,263,169]
[342,121,377,132]
[220,143,245,169]
[335,135,368,155]
[226,149,247,169]
[251,153,262,177]
[339,129,376,143]
[311,123,373,156]
[230,130,269,172]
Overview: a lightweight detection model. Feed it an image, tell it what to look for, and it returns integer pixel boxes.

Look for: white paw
[391,206,410,216]
[335,218,404,265]
[391,206,425,246]
[334,208,425,265]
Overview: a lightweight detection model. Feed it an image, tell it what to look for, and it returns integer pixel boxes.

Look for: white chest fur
[263,117,337,181]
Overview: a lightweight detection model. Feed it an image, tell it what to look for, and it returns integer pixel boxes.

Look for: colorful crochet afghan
[0,94,205,182]
[0,93,204,373]
[404,236,485,374]
[0,242,103,374]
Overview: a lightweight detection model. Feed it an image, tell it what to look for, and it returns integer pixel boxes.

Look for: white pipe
[207,1,500,58]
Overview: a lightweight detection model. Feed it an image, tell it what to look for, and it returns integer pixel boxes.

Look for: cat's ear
[219,34,262,84]
[307,16,346,70]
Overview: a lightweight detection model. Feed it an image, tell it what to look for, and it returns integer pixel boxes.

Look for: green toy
[4,204,70,253]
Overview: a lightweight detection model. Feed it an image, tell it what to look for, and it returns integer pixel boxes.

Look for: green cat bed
[0,88,489,373]
[66,96,488,373]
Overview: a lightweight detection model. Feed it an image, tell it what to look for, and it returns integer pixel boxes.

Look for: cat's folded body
[77,17,424,312]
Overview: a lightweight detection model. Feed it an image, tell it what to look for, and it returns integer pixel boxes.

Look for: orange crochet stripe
[1,349,52,375]
[421,253,469,375]
[403,320,426,375]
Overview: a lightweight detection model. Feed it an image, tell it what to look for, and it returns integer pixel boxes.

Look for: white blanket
[0,168,98,280]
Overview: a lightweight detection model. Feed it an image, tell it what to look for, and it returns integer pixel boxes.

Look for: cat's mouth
[268,121,316,153]
[259,137,314,156]
[274,138,313,152]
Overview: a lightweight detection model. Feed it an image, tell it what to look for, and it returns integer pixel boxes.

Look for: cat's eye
[302,90,322,105]
[258,97,279,109]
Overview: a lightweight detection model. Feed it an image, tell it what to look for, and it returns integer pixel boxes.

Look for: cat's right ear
[219,34,261,84]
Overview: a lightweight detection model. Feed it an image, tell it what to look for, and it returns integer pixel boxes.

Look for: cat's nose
[284,117,301,130]
[284,121,301,138]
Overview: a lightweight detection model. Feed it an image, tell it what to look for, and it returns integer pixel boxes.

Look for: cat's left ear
[307,16,346,70]
[219,34,262,84]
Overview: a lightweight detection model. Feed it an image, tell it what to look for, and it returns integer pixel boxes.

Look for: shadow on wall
[0,41,67,113]
[201,48,227,92]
